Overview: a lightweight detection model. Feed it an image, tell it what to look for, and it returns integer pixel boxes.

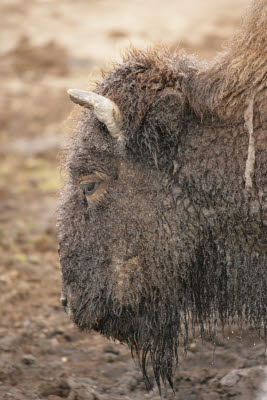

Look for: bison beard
[58,0,267,392]
[61,252,266,390]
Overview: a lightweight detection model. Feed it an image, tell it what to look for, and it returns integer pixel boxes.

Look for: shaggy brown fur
[189,0,267,120]
[58,0,266,392]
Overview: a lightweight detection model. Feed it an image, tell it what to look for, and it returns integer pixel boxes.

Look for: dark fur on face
[58,0,267,390]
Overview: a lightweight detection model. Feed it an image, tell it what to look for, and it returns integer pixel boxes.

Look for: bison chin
[68,288,182,391]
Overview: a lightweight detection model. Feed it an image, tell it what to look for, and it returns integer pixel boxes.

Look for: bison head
[57,50,266,387]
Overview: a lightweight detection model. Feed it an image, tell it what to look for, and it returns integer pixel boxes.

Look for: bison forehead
[66,119,121,179]
[75,111,120,153]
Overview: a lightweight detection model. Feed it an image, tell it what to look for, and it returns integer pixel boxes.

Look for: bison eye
[78,173,108,202]
[79,181,101,196]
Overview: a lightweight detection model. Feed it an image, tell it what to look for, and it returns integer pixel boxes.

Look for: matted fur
[58,0,266,391]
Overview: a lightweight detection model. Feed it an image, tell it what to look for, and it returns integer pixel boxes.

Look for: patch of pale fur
[112,256,141,305]
[244,96,255,190]
[113,256,140,287]
[244,83,266,190]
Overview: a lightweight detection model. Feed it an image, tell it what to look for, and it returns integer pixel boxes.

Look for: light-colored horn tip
[67,88,78,97]
[67,89,91,107]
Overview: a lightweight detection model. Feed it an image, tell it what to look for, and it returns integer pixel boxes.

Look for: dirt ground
[0,0,266,399]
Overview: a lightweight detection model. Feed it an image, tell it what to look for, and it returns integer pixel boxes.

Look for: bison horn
[67,89,122,138]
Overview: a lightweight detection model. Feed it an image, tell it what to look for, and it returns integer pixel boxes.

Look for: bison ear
[67,89,122,139]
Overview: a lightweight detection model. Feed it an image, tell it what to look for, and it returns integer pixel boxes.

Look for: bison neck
[170,116,266,341]
[174,116,266,248]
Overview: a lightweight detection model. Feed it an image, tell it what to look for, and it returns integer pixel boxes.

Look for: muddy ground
[0,0,266,399]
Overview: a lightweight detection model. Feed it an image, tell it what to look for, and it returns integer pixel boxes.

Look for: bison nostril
[60,294,68,308]
[62,298,68,307]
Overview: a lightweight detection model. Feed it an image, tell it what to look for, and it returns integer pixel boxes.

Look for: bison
[58,0,267,391]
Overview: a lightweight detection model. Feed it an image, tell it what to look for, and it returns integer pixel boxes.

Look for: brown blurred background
[1,1,266,399]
